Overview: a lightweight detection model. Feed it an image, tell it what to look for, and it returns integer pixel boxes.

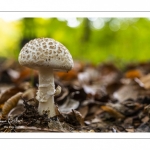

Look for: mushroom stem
[36,68,56,118]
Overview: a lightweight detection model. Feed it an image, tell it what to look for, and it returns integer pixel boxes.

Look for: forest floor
[0,59,150,132]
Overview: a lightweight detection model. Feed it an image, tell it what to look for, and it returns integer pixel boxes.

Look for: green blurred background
[0,17,150,66]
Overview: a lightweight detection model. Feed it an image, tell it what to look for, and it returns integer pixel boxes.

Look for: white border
[0,0,150,143]
[0,133,150,139]
[0,138,149,150]
[0,0,150,11]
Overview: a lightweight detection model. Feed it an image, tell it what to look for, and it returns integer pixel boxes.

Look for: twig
[3,125,63,132]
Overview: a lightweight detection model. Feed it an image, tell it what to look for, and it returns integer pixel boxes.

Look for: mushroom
[18,38,73,118]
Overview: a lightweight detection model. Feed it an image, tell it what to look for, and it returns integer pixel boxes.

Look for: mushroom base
[38,96,56,118]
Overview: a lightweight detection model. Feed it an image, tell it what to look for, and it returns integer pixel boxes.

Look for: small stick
[3,125,63,132]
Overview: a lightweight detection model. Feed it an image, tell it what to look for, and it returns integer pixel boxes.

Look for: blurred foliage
[0,18,22,59]
[0,17,150,65]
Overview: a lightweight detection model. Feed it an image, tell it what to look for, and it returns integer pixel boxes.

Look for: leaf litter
[1,60,150,132]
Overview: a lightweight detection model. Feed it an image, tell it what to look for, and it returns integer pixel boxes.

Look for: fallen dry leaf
[8,104,25,117]
[72,109,84,126]
[125,69,143,79]
[1,59,150,132]
[78,105,89,118]
[0,87,24,105]
[14,67,38,84]
[2,92,23,118]
[59,97,80,113]
[137,73,150,89]
[22,88,36,100]
[55,70,77,81]
[113,83,140,102]
[100,105,125,119]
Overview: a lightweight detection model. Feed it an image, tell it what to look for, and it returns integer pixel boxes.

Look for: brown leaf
[0,104,3,109]
[91,117,102,123]
[100,105,125,119]
[124,117,133,126]
[14,67,38,84]
[88,105,101,115]
[22,88,36,100]
[98,63,121,85]
[55,61,84,81]
[72,109,84,126]
[61,109,85,126]
[0,87,24,105]
[136,123,150,132]
[55,70,77,81]
[125,128,135,132]
[136,73,150,89]
[141,116,149,123]
[18,82,32,90]
[106,81,123,95]
[2,92,23,118]
[8,104,25,117]
[144,104,150,117]
[122,99,143,110]
[78,105,89,118]
[55,87,69,102]
[113,83,139,102]
[125,69,143,79]
[55,105,66,122]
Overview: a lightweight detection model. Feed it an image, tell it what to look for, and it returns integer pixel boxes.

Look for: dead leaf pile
[0,60,150,132]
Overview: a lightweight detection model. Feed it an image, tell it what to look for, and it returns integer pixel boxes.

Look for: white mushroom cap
[18,38,73,71]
